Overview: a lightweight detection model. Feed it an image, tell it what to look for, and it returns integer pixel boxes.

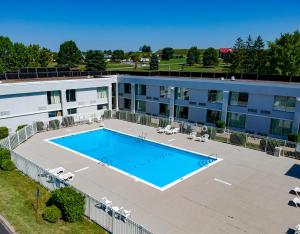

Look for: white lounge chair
[46,167,65,176]
[201,134,210,142]
[95,116,102,123]
[101,197,112,206]
[292,187,300,196]
[187,132,196,140]
[166,127,180,135]
[87,117,93,124]
[295,224,300,234]
[58,172,75,181]
[157,125,171,133]
[120,207,131,219]
[292,197,300,207]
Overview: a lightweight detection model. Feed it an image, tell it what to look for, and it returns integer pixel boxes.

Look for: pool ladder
[209,153,218,159]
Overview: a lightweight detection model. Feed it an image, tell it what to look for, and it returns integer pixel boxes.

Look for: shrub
[61,116,75,127]
[215,120,225,129]
[0,148,11,164]
[43,205,62,223]
[49,120,60,130]
[0,127,9,139]
[259,138,282,154]
[288,134,300,143]
[1,159,15,171]
[207,127,216,139]
[47,187,85,222]
[16,124,27,132]
[36,122,44,132]
[230,132,246,146]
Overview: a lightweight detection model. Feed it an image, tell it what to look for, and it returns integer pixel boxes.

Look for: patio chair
[120,207,131,220]
[292,197,300,207]
[187,132,196,140]
[101,197,112,207]
[157,125,171,133]
[201,134,210,142]
[46,167,65,176]
[87,117,93,124]
[166,127,180,135]
[58,172,75,181]
[295,224,300,234]
[292,187,300,196]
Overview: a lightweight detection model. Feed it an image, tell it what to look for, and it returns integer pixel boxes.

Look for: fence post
[244,133,247,148]
[17,131,20,145]
[226,129,229,144]
[264,136,268,153]
[8,136,12,150]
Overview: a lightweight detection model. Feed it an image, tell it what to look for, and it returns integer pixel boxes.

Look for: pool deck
[15,119,300,234]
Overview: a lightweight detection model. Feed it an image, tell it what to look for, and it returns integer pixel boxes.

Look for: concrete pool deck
[15,119,300,234]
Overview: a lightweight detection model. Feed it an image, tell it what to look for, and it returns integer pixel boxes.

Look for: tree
[268,31,300,75]
[140,45,151,53]
[230,37,246,73]
[161,47,174,61]
[186,46,200,65]
[85,50,106,71]
[13,43,29,69]
[203,48,219,66]
[0,36,14,72]
[150,54,159,70]
[131,52,140,69]
[57,40,82,67]
[253,35,267,74]
[39,48,53,67]
[26,44,41,67]
[111,50,125,62]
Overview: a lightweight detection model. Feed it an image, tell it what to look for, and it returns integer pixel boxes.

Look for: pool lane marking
[214,178,232,186]
[168,139,176,142]
[74,167,89,173]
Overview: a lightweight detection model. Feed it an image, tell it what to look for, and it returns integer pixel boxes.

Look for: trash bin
[274,147,282,157]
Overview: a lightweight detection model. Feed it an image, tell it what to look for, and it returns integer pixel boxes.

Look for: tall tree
[111,50,125,62]
[39,48,53,67]
[161,47,174,61]
[186,46,200,65]
[57,40,82,67]
[131,52,140,69]
[0,36,14,72]
[13,43,28,69]
[268,31,300,75]
[150,54,159,70]
[85,50,106,71]
[253,35,267,74]
[26,44,40,67]
[203,48,219,66]
[230,37,246,73]
[140,45,151,53]
[244,35,255,73]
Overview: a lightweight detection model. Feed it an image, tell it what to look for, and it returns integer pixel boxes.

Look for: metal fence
[0,122,153,234]
[109,110,300,160]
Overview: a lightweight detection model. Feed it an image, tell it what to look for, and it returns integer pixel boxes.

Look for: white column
[60,90,68,116]
[221,90,229,123]
[169,87,175,122]
[292,97,300,134]
[115,83,119,111]
[131,83,136,113]
[108,84,112,110]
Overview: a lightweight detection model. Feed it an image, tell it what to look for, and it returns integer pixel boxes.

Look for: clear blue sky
[1,0,299,51]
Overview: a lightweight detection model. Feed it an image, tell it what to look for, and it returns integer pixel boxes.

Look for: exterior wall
[118,75,300,138]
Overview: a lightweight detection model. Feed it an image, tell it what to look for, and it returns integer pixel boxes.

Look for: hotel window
[175,87,189,100]
[124,83,131,94]
[206,110,221,124]
[67,108,77,115]
[47,91,61,105]
[273,96,296,112]
[124,98,131,110]
[135,84,146,96]
[97,104,108,110]
[48,110,62,118]
[229,92,248,107]
[135,100,146,113]
[66,89,76,102]
[159,103,169,116]
[160,86,168,98]
[97,87,108,99]
[270,119,292,136]
[227,112,246,129]
[208,90,223,103]
[175,105,189,119]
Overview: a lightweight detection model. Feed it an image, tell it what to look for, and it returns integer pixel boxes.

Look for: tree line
[0,31,299,75]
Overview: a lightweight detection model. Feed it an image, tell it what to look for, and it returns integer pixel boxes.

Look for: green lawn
[0,170,107,234]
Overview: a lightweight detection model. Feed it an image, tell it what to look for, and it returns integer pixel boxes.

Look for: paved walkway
[15,119,300,234]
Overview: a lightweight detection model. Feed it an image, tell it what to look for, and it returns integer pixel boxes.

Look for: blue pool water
[49,128,217,189]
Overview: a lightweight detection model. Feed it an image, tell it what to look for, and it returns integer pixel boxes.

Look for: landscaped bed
[0,169,107,234]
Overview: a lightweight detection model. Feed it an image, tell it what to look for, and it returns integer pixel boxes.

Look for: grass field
[0,169,107,234]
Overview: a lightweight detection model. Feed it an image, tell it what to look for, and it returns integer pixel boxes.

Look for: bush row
[0,147,15,171]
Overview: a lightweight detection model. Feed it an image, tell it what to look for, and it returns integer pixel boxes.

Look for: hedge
[61,116,75,127]
[1,159,15,171]
[16,125,27,132]
[47,187,85,222]
[0,148,11,164]
[36,122,44,132]
[215,120,226,129]
[230,132,246,146]
[288,134,300,143]
[259,138,282,154]
[43,205,62,223]
[0,127,9,139]
[49,120,60,130]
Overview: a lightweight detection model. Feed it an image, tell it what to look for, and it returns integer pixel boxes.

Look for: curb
[0,214,16,234]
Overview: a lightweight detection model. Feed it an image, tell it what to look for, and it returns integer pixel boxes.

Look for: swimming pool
[48,128,221,190]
